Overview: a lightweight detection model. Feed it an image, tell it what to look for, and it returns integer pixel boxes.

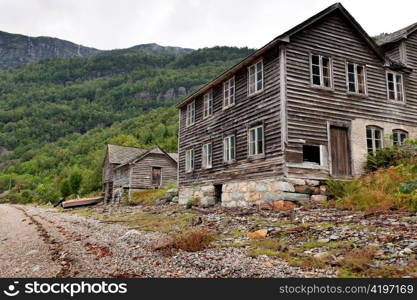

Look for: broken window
[203,91,213,118]
[387,71,404,101]
[248,61,264,95]
[248,125,264,156]
[186,101,195,127]
[311,54,332,88]
[347,62,366,94]
[393,129,408,146]
[185,148,194,172]
[223,77,235,108]
[303,145,321,164]
[366,126,383,153]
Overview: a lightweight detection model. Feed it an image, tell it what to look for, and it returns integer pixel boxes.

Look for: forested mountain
[0,38,254,201]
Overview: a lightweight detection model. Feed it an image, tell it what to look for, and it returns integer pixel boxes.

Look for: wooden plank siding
[178,46,283,187]
[130,153,177,189]
[284,11,417,178]
[405,32,417,108]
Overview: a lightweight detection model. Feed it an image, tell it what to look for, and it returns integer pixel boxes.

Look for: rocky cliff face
[0,30,101,69]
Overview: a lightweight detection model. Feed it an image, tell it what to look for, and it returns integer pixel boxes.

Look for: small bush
[185,199,195,209]
[154,229,217,253]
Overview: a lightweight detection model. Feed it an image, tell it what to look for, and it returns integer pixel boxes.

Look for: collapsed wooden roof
[106,144,147,164]
[176,2,386,109]
[377,22,417,46]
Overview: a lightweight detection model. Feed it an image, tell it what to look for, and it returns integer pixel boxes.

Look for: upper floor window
[393,129,408,146]
[311,54,332,88]
[185,148,194,172]
[202,142,213,169]
[223,135,236,162]
[347,62,366,94]
[248,125,264,156]
[366,126,383,153]
[223,77,235,108]
[186,101,195,127]
[387,71,404,102]
[203,91,213,118]
[248,61,263,95]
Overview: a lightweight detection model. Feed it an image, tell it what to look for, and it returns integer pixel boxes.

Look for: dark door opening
[330,126,351,177]
[214,184,223,203]
[152,167,162,187]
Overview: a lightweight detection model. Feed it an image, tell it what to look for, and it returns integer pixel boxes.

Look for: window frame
[248,60,264,96]
[202,142,213,169]
[310,54,333,89]
[186,101,195,127]
[392,129,408,146]
[366,126,383,154]
[185,148,195,173]
[248,125,265,157]
[223,77,235,109]
[386,71,405,102]
[346,62,367,95]
[223,135,236,163]
[203,90,213,119]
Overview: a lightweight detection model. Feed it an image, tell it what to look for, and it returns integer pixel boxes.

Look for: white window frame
[392,129,408,146]
[386,71,405,102]
[248,60,264,96]
[203,91,213,119]
[311,54,332,89]
[346,62,367,95]
[248,125,265,157]
[223,135,236,163]
[185,148,194,172]
[202,142,213,169]
[186,101,195,127]
[366,126,383,154]
[223,77,235,109]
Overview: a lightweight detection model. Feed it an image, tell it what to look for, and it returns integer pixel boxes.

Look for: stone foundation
[179,177,328,208]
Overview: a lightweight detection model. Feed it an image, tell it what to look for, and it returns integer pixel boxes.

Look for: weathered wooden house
[176,3,417,207]
[111,146,178,202]
[102,144,177,202]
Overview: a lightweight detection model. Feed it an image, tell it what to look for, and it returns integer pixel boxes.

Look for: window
[248,125,264,156]
[248,61,263,95]
[223,135,236,162]
[366,126,383,153]
[347,62,366,94]
[303,145,321,164]
[185,149,194,172]
[311,54,332,88]
[393,129,408,146]
[202,143,213,169]
[387,71,404,101]
[223,77,235,108]
[186,101,195,127]
[203,91,213,118]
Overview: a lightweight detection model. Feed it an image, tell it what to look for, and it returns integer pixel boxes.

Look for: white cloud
[0,0,416,50]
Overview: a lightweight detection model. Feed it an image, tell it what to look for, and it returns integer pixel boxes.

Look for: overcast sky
[0,0,416,50]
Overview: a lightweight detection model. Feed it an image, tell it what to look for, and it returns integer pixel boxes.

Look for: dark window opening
[214,184,223,203]
[303,145,321,164]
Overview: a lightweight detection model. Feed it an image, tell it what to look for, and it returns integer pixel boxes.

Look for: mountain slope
[0,30,102,69]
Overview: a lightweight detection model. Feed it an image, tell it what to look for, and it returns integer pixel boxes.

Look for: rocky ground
[0,202,416,278]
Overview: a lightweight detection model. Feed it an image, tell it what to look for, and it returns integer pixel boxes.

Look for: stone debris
[247,229,268,239]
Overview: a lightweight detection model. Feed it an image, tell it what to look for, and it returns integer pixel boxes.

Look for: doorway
[214,184,223,203]
[330,126,351,177]
[152,167,162,187]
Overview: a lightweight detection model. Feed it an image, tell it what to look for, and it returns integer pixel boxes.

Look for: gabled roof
[176,2,385,109]
[106,144,147,164]
[114,146,178,169]
[377,22,417,46]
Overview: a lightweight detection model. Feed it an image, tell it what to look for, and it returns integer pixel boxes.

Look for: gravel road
[0,204,333,278]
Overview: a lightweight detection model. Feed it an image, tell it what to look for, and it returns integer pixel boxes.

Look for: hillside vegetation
[0,45,253,202]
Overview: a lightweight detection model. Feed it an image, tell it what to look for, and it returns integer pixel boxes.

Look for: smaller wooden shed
[112,146,178,202]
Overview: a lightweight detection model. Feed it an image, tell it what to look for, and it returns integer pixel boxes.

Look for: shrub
[170,230,217,252]
[185,199,195,209]
[33,184,60,204]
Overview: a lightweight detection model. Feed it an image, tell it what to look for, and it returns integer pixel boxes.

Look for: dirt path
[0,204,334,278]
[0,204,60,277]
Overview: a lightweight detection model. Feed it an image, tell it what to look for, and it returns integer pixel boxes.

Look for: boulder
[275,192,310,202]
[310,195,328,203]
[247,229,268,239]
[272,200,298,211]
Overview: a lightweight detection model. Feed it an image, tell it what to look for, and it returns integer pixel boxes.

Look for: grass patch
[129,188,169,205]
